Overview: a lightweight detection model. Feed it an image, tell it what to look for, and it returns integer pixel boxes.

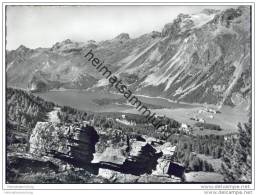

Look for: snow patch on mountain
[191,13,216,28]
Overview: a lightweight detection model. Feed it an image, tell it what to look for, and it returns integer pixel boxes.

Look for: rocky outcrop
[168,162,186,178]
[29,122,99,163]
[10,117,184,183]
[92,146,127,165]
[137,174,181,183]
[150,31,161,38]
[6,153,109,184]
[7,153,59,174]
[97,169,181,183]
[93,140,162,175]
[115,33,130,40]
[93,134,183,179]
[123,141,162,175]
[97,168,139,183]
[153,142,177,176]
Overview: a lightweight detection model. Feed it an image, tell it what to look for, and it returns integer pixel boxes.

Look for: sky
[6,5,236,50]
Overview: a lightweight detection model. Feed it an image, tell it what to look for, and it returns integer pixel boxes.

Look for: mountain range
[6,6,251,108]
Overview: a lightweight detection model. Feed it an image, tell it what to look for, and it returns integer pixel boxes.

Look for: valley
[7,7,251,109]
[5,5,252,184]
[35,90,248,133]
[6,88,228,183]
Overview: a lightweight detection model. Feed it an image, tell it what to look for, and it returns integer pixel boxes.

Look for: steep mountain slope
[6,6,251,107]
[136,7,251,107]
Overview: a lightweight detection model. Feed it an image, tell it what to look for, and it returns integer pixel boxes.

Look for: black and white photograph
[1,1,255,190]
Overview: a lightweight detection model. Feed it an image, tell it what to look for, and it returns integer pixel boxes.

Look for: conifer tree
[221,118,251,182]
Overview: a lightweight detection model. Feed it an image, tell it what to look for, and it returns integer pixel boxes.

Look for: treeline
[195,122,222,131]
[6,88,55,130]
[6,88,180,141]
[58,105,89,123]
[93,114,180,140]
[59,109,181,140]
[166,134,225,172]
[6,88,56,150]
[168,134,224,159]
[221,119,251,182]
[176,150,214,172]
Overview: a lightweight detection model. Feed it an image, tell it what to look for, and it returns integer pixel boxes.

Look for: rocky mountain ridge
[6,6,251,107]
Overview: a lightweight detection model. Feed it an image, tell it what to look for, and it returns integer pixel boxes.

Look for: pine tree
[221,118,251,182]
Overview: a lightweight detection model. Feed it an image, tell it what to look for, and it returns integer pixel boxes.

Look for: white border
[1,0,255,191]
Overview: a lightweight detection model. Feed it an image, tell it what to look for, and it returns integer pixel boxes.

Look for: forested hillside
[6,88,55,129]
[6,87,252,182]
[221,119,251,182]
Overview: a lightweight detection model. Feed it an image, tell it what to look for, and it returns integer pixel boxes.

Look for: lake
[35,90,248,132]
[35,90,196,112]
